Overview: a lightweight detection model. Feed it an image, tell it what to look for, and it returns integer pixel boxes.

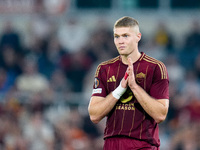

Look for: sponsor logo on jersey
[92,88,102,94]
[107,75,116,82]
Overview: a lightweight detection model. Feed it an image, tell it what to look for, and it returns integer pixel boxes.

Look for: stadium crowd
[0,16,200,150]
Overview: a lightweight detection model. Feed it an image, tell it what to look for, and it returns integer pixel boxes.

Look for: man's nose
[118,37,124,44]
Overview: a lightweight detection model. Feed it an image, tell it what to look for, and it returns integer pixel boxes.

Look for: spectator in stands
[85,24,117,64]
[184,20,200,51]
[180,70,200,101]
[165,54,185,90]
[180,20,200,68]
[0,46,22,91]
[23,111,55,150]
[0,21,22,54]
[50,69,73,93]
[61,50,93,92]
[38,37,69,78]
[57,18,89,53]
[194,52,200,80]
[16,58,49,93]
[153,22,174,53]
[169,123,200,150]
[0,68,14,94]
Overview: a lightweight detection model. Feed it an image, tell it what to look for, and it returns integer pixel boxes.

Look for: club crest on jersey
[136,72,146,78]
[136,72,146,83]
[94,77,100,89]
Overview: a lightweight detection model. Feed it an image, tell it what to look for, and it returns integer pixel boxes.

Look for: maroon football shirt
[91,52,169,147]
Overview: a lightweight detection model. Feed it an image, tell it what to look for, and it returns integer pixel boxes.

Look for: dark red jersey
[91,52,169,147]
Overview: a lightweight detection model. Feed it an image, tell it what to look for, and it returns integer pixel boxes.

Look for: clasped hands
[121,58,137,90]
[112,58,137,99]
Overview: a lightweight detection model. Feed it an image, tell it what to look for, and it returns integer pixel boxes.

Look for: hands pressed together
[112,58,138,100]
[121,58,137,90]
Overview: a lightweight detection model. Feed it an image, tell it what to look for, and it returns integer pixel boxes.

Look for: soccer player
[88,16,169,150]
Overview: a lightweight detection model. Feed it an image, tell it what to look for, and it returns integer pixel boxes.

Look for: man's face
[114,27,140,56]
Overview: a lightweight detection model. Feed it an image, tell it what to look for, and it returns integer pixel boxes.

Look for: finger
[128,58,134,75]
[124,72,129,80]
[128,58,133,68]
[121,73,129,88]
[124,67,129,80]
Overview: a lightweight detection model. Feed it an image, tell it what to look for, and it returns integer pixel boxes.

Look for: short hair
[114,16,139,28]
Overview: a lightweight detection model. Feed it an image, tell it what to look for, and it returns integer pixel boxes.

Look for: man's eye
[123,35,128,37]
[114,35,119,38]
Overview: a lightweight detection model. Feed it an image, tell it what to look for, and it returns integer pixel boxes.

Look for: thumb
[128,58,133,74]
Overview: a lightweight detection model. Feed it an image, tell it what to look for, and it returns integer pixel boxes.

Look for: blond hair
[114,16,139,28]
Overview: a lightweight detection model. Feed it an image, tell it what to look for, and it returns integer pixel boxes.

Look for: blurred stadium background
[0,0,200,150]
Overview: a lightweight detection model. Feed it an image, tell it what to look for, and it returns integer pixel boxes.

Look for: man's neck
[121,51,141,65]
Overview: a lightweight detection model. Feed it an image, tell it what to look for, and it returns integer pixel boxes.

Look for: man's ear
[137,33,142,42]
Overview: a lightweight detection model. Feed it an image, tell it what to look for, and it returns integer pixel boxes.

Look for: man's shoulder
[94,56,120,77]
[142,53,168,79]
[141,53,166,67]
[99,56,120,67]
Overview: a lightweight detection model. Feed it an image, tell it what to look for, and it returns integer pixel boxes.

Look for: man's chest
[105,62,154,92]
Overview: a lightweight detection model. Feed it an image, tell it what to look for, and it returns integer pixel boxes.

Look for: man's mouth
[119,46,126,50]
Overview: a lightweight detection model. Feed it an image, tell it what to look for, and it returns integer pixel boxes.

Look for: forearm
[89,79,128,124]
[131,84,169,123]
[88,94,118,124]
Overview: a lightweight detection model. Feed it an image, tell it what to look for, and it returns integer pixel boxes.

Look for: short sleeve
[150,63,169,99]
[91,64,107,97]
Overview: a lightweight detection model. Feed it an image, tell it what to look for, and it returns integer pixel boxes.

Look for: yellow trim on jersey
[115,62,121,89]
[118,109,126,135]
[139,52,145,61]
[106,66,111,91]
[140,111,146,139]
[101,56,120,65]
[143,55,167,80]
[95,56,120,77]
[95,64,101,77]
[128,106,136,137]
[144,65,149,90]
[110,109,117,136]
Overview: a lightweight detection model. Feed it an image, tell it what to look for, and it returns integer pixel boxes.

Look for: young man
[88,16,169,150]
